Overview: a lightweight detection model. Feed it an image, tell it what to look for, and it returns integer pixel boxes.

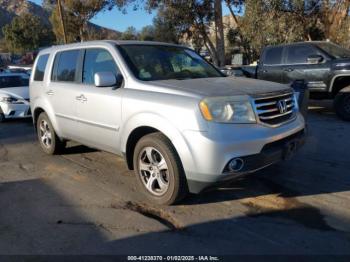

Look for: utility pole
[57,0,67,44]
[214,0,225,67]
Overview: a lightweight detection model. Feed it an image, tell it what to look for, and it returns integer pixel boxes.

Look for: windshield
[0,75,29,88]
[117,45,223,81]
[315,42,350,59]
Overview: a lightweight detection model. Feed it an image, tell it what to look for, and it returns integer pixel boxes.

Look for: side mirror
[307,55,323,64]
[94,72,123,88]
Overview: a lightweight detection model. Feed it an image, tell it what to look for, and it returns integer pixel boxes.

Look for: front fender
[120,112,194,173]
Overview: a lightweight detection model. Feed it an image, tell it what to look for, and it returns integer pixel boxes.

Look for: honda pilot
[30,41,305,205]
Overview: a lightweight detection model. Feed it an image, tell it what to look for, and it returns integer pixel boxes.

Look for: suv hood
[0,86,29,100]
[148,77,292,97]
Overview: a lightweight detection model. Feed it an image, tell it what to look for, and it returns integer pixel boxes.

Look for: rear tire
[133,132,188,205]
[334,91,350,121]
[37,112,66,154]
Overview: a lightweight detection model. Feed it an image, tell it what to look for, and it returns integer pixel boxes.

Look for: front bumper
[181,113,305,193]
[0,102,31,119]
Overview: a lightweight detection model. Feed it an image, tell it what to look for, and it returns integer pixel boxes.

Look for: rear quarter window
[34,54,49,81]
[52,50,80,82]
[263,47,284,65]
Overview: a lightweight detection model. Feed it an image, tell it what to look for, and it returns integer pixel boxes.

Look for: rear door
[47,49,83,140]
[75,48,123,154]
[257,46,285,83]
[282,44,331,89]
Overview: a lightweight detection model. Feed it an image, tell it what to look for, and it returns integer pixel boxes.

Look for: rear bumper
[186,128,306,193]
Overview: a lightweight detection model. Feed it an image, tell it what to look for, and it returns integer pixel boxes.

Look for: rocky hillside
[0,0,50,34]
[0,0,120,39]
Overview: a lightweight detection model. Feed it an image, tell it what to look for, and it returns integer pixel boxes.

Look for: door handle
[76,94,87,102]
[46,90,54,96]
[284,68,294,72]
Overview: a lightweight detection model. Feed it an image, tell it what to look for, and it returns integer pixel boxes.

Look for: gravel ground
[0,100,349,255]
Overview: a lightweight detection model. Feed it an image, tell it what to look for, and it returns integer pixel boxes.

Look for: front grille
[253,92,296,126]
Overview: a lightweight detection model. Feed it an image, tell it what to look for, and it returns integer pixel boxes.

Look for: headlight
[199,96,256,123]
[0,96,18,104]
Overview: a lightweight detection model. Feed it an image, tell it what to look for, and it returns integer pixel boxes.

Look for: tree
[138,14,181,43]
[50,0,114,43]
[152,14,180,43]
[42,0,56,11]
[226,0,350,62]
[0,39,9,53]
[146,0,226,66]
[50,4,80,43]
[2,13,54,53]
[121,26,138,40]
[139,25,155,41]
[318,0,350,44]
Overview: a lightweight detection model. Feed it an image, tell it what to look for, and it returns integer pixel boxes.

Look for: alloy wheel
[39,119,52,149]
[138,146,170,196]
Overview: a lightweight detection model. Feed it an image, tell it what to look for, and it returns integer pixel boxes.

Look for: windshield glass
[117,45,223,81]
[315,42,350,59]
[0,75,29,88]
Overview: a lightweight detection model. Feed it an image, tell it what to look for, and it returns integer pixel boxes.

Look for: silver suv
[30,41,305,205]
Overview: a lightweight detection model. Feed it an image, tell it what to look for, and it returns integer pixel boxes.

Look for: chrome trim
[251,92,298,128]
[257,103,293,114]
[253,91,293,100]
[56,113,119,131]
[255,101,276,107]
[329,72,350,93]
[76,118,119,131]
[259,109,293,120]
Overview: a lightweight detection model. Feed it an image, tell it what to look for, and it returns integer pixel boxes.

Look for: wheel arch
[121,113,192,172]
[33,107,45,129]
[330,75,350,96]
[31,99,61,137]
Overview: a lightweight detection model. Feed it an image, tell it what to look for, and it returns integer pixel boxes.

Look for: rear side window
[83,48,120,85]
[52,50,80,82]
[34,54,49,81]
[286,45,318,64]
[264,47,283,65]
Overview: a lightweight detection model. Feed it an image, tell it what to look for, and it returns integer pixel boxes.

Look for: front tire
[133,132,188,205]
[37,112,66,154]
[334,91,350,121]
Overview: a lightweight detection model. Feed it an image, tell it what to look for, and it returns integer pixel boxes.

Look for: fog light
[228,158,244,172]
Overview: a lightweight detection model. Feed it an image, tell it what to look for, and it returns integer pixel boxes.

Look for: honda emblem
[277,100,287,114]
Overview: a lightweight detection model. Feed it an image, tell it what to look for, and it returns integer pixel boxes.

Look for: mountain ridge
[0,0,121,39]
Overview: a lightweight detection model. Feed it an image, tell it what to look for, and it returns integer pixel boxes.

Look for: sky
[29,0,233,32]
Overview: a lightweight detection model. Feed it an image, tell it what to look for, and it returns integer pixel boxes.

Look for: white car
[0,73,31,122]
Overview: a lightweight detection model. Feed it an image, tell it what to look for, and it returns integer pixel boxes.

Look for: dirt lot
[0,100,350,255]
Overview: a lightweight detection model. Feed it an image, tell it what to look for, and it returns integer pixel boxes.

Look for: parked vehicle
[0,73,31,122]
[30,41,305,205]
[220,66,252,78]
[255,41,350,120]
[5,65,32,76]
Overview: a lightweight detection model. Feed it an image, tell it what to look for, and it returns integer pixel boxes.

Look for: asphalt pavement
[0,100,349,255]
